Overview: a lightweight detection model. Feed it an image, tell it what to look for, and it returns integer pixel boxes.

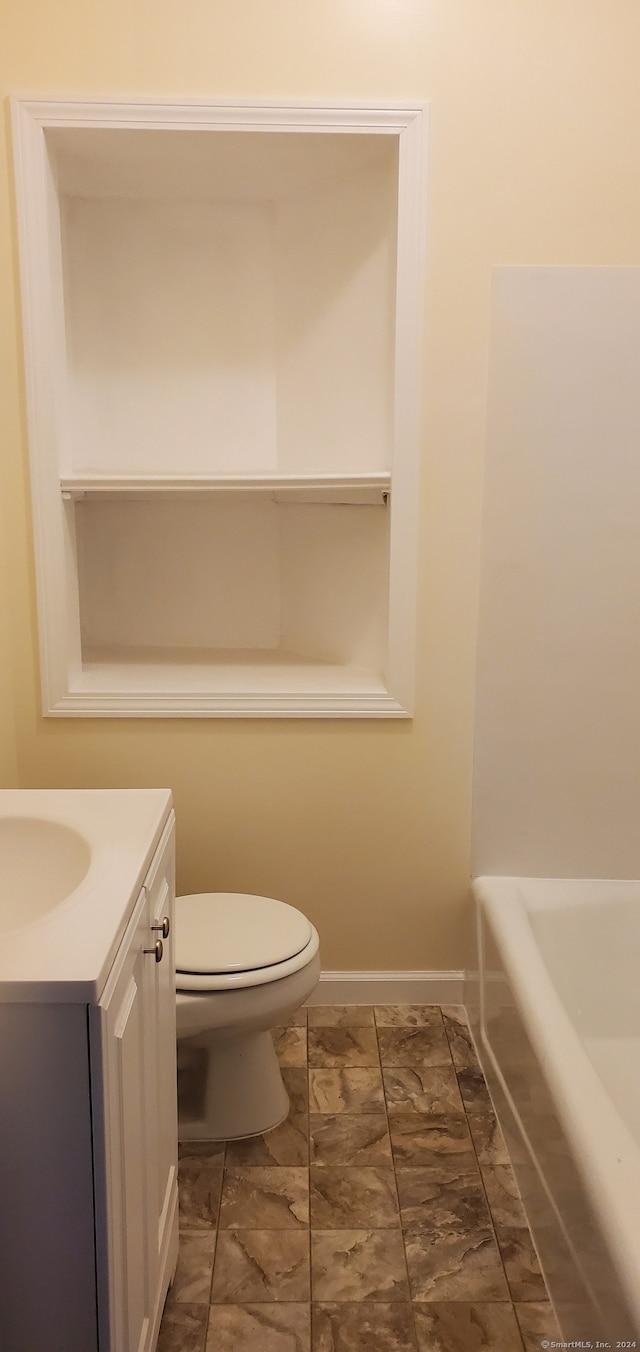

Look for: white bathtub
[473,875,640,1342]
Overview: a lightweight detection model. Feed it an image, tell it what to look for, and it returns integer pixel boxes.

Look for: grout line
[458,1055,529,1340]
[306,1023,312,1313]
[200,1143,224,1350]
[376,1003,416,1329]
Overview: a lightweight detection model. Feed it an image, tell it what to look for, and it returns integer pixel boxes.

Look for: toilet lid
[175,892,313,975]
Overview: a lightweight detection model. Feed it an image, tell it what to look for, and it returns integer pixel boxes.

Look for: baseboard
[306,970,467,1005]
[463,969,481,1009]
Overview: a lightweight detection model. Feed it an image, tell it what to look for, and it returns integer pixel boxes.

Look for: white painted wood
[279,503,389,670]
[76,497,283,651]
[49,125,401,201]
[91,815,178,1352]
[0,806,178,1351]
[98,892,151,1352]
[74,497,389,664]
[62,654,408,718]
[60,470,391,503]
[142,830,179,1348]
[274,154,396,475]
[11,98,428,718]
[64,196,278,475]
[385,106,429,719]
[306,969,466,1004]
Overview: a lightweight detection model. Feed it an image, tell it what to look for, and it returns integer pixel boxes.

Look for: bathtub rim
[474,873,640,1336]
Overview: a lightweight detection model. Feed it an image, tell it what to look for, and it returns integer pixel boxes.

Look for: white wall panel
[473,267,640,877]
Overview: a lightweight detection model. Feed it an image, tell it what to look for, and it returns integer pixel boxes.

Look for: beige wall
[0,545,18,788]
[2,1,640,968]
[0,216,20,787]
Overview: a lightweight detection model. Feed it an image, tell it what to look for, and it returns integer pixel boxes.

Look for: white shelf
[12,98,428,719]
[59,646,408,718]
[60,472,391,506]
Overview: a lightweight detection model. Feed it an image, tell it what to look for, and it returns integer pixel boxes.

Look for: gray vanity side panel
[0,1001,98,1352]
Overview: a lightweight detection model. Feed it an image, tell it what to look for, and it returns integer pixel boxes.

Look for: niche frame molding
[12,97,428,719]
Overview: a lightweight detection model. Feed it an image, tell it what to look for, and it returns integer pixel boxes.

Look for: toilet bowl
[175,892,321,1141]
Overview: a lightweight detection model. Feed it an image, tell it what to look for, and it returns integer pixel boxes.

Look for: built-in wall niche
[57,128,397,478]
[12,100,428,717]
[73,496,390,699]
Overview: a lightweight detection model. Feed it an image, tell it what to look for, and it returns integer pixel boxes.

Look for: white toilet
[175,892,321,1141]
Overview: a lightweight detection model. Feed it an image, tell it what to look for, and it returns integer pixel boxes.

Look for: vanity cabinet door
[142,819,179,1336]
[91,811,178,1352]
[93,885,152,1352]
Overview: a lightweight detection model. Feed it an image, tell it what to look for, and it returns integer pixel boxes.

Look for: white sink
[0,788,172,1000]
[0,817,91,933]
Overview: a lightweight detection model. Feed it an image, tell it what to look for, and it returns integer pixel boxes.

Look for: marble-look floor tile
[273,1026,308,1067]
[442,1010,480,1072]
[219,1167,309,1229]
[157,1301,208,1352]
[374,1005,443,1028]
[413,1301,524,1352]
[383,1066,464,1117]
[396,1167,492,1235]
[465,1111,510,1167]
[309,1067,385,1114]
[284,1066,311,1115]
[164,1005,551,1352]
[480,1163,529,1229]
[308,1027,380,1068]
[308,1005,375,1027]
[514,1301,561,1352]
[179,1154,224,1230]
[310,1114,392,1167]
[179,1139,226,1160]
[224,1070,308,1166]
[456,1067,493,1112]
[312,1302,418,1351]
[206,1302,310,1351]
[496,1226,547,1302]
[165,1232,215,1304]
[396,1151,482,1187]
[404,1228,510,1302]
[211,1230,310,1303]
[310,1166,400,1229]
[439,1004,469,1025]
[388,1113,472,1166]
[311,1230,410,1302]
[377,1027,452,1069]
[225,1113,309,1167]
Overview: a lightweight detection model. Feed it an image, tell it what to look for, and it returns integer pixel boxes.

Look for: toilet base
[177,1028,290,1141]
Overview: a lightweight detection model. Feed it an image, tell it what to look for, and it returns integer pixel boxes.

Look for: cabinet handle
[151,916,170,939]
[144,939,164,963]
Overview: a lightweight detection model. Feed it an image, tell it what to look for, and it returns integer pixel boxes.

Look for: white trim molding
[306,970,467,1005]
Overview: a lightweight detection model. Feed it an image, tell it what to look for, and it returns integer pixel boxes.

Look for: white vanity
[0,789,178,1352]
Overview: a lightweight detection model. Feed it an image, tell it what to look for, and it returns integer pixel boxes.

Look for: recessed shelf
[60,471,391,506]
[12,98,427,718]
[64,645,406,719]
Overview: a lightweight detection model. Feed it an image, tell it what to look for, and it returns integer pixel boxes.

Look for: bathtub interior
[527,884,640,1037]
[474,904,638,1343]
[526,891,640,1143]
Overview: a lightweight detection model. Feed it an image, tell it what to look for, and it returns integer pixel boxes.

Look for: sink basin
[0,817,92,933]
[0,787,172,998]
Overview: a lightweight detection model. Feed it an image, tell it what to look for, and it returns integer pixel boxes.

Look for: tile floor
[158,1005,561,1351]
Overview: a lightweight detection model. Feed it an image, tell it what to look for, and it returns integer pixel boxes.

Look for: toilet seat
[175,892,319,992]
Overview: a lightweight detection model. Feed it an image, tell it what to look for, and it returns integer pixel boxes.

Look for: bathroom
[1,3,640,1351]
